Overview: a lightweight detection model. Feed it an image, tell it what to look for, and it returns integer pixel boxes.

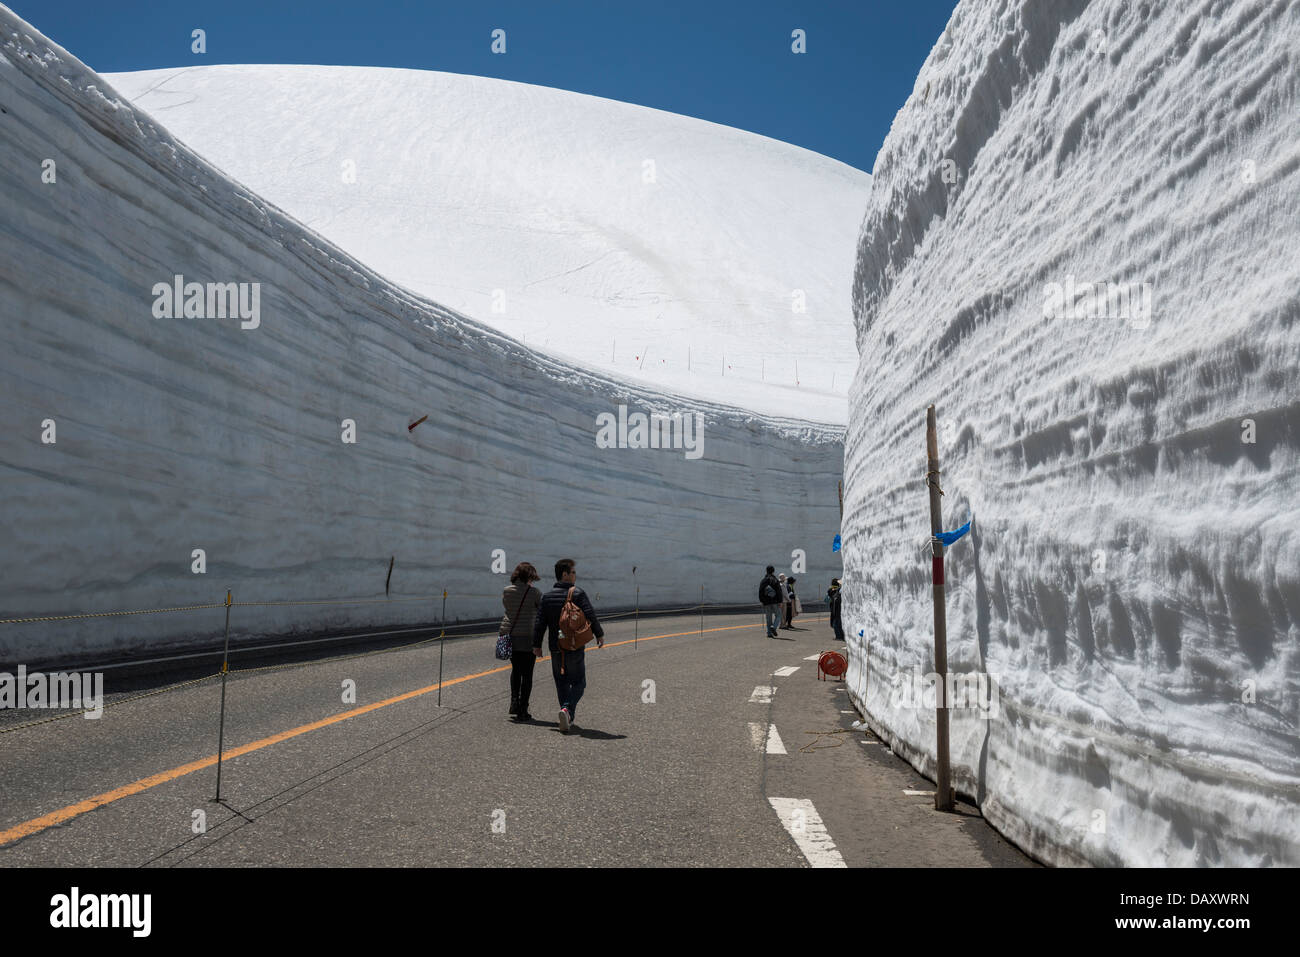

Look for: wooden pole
[926,405,954,811]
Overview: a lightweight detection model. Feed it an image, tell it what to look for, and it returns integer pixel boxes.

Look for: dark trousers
[510,651,535,711]
[551,648,587,719]
[784,602,794,627]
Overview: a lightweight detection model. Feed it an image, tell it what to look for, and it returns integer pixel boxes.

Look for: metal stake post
[437,588,447,707]
[213,589,233,802]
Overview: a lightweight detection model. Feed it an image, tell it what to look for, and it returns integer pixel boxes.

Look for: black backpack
[759,576,780,604]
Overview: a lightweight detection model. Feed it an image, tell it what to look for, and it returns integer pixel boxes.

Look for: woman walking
[501,562,542,722]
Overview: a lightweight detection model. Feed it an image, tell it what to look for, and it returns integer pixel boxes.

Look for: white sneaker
[558,708,571,733]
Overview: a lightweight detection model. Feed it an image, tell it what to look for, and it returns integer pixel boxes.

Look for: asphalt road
[0,611,1035,867]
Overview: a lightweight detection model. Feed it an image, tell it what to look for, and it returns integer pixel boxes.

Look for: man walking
[534,558,604,733]
[827,578,845,641]
[759,565,783,638]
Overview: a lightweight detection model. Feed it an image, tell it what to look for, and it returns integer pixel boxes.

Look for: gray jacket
[501,581,541,653]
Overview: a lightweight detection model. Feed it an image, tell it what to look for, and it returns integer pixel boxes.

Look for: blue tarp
[832,534,842,553]
[935,518,972,547]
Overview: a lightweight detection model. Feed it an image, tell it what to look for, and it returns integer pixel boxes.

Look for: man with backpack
[533,558,604,733]
[759,565,783,637]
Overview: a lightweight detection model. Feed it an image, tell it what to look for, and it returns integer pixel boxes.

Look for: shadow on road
[569,726,626,740]
[512,718,626,740]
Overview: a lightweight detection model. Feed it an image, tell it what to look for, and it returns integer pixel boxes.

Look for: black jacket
[759,573,782,606]
[533,581,604,651]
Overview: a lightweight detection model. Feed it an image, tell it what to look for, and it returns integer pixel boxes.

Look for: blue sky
[13,0,959,173]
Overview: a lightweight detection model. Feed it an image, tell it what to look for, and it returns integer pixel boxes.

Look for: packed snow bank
[0,7,843,666]
[103,64,871,425]
[843,0,1300,866]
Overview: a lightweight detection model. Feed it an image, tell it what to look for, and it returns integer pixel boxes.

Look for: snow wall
[843,0,1300,866]
[0,8,843,667]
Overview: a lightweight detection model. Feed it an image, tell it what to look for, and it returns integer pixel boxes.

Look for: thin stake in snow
[408,414,428,432]
[925,404,954,812]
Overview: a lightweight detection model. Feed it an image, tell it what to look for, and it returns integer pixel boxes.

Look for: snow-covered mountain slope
[102,64,871,425]
[843,0,1300,866]
[0,7,843,666]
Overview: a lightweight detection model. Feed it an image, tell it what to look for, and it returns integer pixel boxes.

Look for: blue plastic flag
[832,534,842,553]
[935,519,972,547]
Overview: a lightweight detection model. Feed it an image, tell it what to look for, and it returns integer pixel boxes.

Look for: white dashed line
[768,798,846,868]
[748,685,775,703]
[747,722,787,754]
[773,666,800,677]
[803,654,821,661]
[765,725,787,754]
[903,789,935,797]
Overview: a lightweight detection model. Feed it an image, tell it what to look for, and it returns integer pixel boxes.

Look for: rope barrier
[0,603,225,624]
[1,594,808,625]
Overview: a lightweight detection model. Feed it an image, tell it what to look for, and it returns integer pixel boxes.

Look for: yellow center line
[0,616,796,847]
